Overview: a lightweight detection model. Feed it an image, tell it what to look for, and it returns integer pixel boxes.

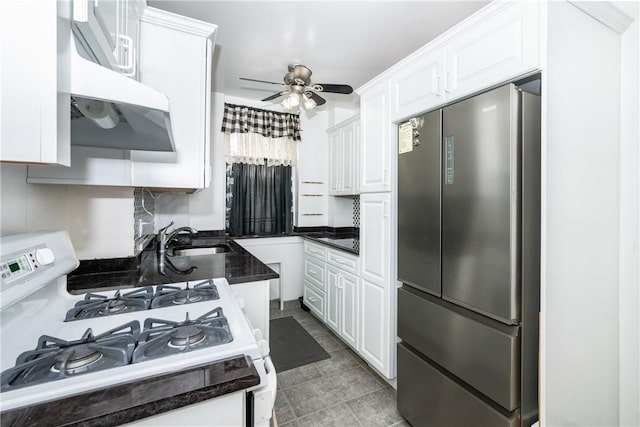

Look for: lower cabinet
[303,240,360,350]
[326,265,359,349]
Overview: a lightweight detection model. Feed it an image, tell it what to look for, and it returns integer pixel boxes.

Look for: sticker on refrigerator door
[398,122,413,154]
[445,136,455,185]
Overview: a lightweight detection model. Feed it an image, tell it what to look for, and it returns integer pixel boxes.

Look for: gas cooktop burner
[132,308,232,363]
[0,322,139,392]
[65,287,154,321]
[150,280,219,309]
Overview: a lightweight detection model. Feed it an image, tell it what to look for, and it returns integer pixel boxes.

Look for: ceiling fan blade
[239,77,286,86]
[261,91,287,102]
[313,84,353,94]
[308,92,326,106]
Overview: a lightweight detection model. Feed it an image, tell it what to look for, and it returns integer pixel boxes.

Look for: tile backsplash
[134,189,155,254]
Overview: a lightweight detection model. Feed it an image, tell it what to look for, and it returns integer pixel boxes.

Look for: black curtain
[228,163,293,236]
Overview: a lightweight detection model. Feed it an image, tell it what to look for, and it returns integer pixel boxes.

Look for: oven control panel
[1,245,55,284]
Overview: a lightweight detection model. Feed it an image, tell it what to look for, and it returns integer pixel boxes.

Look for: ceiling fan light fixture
[302,92,317,110]
[287,92,300,107]
[281,96,292,109]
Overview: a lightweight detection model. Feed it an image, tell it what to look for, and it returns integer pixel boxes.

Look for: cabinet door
[360,193,391,286]
[390,49,446,122]
[325,265,341,333]
[328,129,341,195]
[131,11,214,189]
[444,1,540,101]
[340,123,356,194]
[360,84,391,193]
[1,1,70,165]
[340,270,359,349]
[360,278,387,373]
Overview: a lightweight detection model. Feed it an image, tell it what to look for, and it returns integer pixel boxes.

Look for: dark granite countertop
[294,227,360,255]
[0,355,260,427]
[68,236,279,294]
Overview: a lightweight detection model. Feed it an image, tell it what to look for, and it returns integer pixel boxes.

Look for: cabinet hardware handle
[435,75,442,96]
[445,70,453,93]
[114,34,135,75]
[309,269,317,274]
[308,296,317,302]
[383,201,389,218]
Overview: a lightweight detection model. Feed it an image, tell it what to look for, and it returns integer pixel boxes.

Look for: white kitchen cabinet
[326,266,341,331]
[389,48,446,122]
[1,1,70,166]
[443,1,540,101]
[328,116,360,195]
[359,193,394,378]
[130,8,216,189]
[359,83,392,193]
[26,8,217,190]
[376,1,541,123]
[303,241,327,321]
[304,240,360,349]
[338,268,359,349]
[325,249,360,349]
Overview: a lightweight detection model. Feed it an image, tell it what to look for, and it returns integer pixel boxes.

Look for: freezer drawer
[398,286,520,411]
[397,343,520,427]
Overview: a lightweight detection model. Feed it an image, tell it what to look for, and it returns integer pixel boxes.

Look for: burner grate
[150,280,219,309]
[1,322,139,392]
[132,308,232,363]
[65,287,154,321]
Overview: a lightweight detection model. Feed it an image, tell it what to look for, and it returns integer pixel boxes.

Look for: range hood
[69,34,175,152]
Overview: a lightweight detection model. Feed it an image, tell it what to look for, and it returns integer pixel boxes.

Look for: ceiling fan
[239,64,353,111]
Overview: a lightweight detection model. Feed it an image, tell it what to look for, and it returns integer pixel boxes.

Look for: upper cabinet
[382,1,541,123]
[389,49,446,122]
[129,8,216,189]
[359,83,393,193]
[1,1,71,166]
[328,116,360,196]
[27,7,218,190]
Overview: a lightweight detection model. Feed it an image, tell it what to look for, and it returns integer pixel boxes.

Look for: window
[221,104,300,236]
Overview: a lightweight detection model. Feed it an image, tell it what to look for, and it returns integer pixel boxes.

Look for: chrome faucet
[157,221,197,255]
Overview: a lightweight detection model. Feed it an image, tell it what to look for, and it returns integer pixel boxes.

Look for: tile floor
[269,300,409,427]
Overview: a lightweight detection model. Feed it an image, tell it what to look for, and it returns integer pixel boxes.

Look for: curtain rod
[224,103,300,118]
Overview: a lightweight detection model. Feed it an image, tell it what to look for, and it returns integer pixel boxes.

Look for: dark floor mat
[269,316,330,372]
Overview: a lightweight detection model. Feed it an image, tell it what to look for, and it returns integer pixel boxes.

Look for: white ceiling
[148,1,489,109]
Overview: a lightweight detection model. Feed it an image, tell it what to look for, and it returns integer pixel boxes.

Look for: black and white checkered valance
[221,103,301,141]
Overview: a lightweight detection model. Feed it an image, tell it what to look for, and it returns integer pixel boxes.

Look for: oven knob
[35,248,55,265]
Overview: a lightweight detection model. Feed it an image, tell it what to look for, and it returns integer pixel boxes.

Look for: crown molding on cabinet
[141,7,217,39]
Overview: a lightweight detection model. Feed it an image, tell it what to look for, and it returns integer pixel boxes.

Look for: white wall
[0,164,134,259]
[617,2,639,425]
[541,2,637,425]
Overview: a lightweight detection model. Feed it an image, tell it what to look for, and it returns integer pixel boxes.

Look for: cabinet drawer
[327,249,359,275]
[304,256,326,290]
[304,280,325,319]
[304,241,327,260]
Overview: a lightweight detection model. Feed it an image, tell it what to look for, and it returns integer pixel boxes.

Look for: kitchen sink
[169,244,233,257]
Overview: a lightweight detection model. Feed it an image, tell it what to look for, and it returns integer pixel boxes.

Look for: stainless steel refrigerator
[396,82,541,427]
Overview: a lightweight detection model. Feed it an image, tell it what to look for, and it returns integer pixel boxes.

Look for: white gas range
[0,231,276,426]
